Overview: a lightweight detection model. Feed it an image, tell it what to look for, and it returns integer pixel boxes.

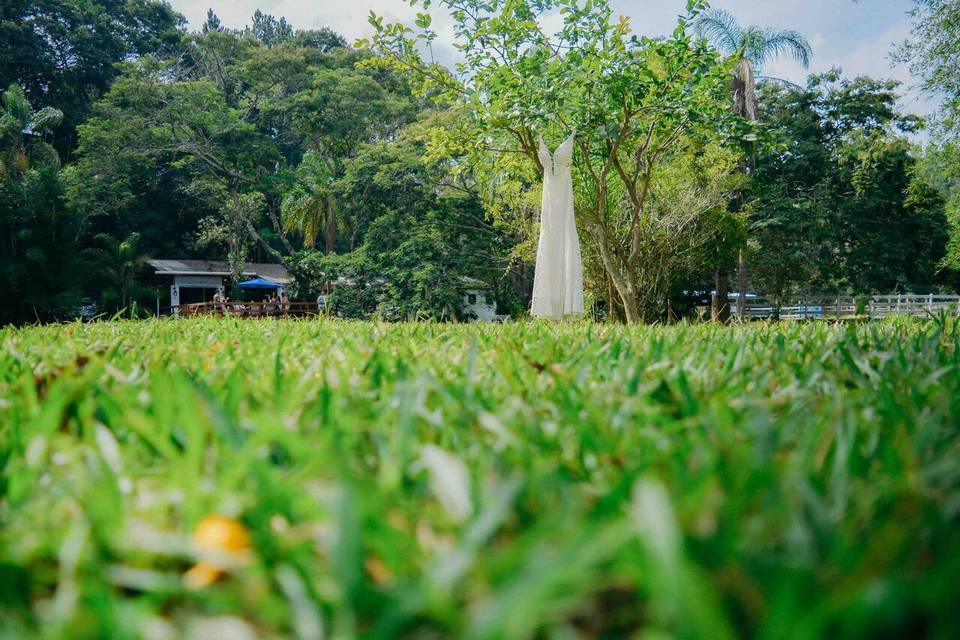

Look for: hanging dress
[531,131,584,318]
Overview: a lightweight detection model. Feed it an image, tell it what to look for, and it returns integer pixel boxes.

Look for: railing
[176,301,323,318]
[731,294,960,320]
[173,294,960,321]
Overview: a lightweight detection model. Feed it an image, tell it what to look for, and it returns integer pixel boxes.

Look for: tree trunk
[731,59,757,121]
[265,200,295,255]
[620,291,640,324]
[593,228,641,323]
[608,268,640,324]
[243,216,287,266]
[606,274,618,323]
[737,248,747,320]
[732,59,757,322]
[713,266,730,322]
[325,194,336,255]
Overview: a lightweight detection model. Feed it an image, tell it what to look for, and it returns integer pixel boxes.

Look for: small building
[461,277,500,322]
[146,260,505,321]
[146,259,289,312]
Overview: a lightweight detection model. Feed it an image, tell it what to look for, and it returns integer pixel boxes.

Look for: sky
[167,0,933,118]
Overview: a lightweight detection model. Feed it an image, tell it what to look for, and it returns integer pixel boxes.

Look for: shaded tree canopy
[750,73,947,299]
[897,0,960,138]
[0,0,186,154]
[365,0,753,322]
[0,1,954,324]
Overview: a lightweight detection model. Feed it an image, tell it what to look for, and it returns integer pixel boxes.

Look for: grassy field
[2,317,960,639]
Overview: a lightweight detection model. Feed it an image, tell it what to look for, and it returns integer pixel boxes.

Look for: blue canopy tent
[237,277,280,290]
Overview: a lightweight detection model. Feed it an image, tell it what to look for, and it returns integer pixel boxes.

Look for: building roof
[147,259,290,284]
[460,276,492,290]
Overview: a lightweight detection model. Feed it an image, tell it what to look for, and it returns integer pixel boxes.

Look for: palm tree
[89,232,148,314]
[281,151,336,252]
[0,84,63,180]
[693,9,812,320]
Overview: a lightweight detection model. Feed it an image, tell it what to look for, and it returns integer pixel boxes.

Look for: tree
[0,85,63,181]
[246,10,295,47]
[921,143,960,280]
[201,8,347,51]
[898,1,960,282]
[292,28,348,53]
[66,21,415,275]
[288,250,382,318]
[86,232,149,313]
[202,9,224,34]
[896,0,960,139]
[0,0,185,154]
[289,59,415,253]
[65,54,289,264]
[0,84,82,324]
[750,73,947,300]
[188,179,266,283]
[288,113,512,320]
[365,0,742,323]
[627,141,746,321]
[692,8,812,319]
[282,152,334,249]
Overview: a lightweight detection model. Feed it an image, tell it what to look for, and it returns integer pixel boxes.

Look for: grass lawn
[2,317,960,639]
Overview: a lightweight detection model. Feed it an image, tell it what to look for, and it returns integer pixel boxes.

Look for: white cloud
[169,0,420,43]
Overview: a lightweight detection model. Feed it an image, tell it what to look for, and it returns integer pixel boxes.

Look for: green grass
[2,317,960,639]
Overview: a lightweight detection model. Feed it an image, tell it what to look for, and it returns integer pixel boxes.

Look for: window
[467,293,477,305]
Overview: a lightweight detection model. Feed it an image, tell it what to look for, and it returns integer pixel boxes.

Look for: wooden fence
[176,301,322,318]
[172,294,959,321]
[731,294,960,320]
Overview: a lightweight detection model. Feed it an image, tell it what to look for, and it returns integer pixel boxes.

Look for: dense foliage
[288,115,522,319]
[366,0,749,322]
[2,318,960,637]
[692,7,813,320]
[0,2,516,323]
[898,1,960,288]
[0,84,79,323]
[750,74,950,301]
[0,0,956,325]
[898,0,960,139]
[0,0,185,155]
[923,143,960,273]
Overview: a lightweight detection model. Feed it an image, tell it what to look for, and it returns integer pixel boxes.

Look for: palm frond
[118,233,141,260]
[28,106,64,135]
[755,29,812,70]
[281,151,334,248]
[756,75,805,91]
[281,191,325,248]
[0,114,21,145]
[691,8,743,55]
[741,27,768,66]
[692,10,813,73]
[2,84,30,124]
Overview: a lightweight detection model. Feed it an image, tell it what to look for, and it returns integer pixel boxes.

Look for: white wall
[463,289,497,322]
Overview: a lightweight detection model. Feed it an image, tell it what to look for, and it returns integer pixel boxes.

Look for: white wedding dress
[531,132,584,318]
